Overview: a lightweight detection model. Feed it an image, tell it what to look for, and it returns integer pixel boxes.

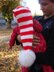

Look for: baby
[9,6,46,72]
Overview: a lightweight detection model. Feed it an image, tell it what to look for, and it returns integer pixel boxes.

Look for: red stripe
[23,46,33,50]
[18,16,33,23]
[20,31,33,35]
[13,10,31,17]
[20,24,33,29]
[21,39,33,42]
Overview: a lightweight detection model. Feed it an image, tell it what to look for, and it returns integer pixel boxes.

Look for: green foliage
[2,0,20,20]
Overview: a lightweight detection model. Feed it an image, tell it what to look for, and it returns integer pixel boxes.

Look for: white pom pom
[18,50,36,67]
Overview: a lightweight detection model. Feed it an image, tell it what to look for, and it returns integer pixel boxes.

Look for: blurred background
[0,0,43,29]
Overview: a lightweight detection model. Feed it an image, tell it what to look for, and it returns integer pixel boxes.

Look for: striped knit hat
[13,6,33,50]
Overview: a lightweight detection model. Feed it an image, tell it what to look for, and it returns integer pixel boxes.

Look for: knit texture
[13,6,33,50]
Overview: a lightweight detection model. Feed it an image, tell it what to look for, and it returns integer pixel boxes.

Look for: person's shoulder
[33,16,43,21]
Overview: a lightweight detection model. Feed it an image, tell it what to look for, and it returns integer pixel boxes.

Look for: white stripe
[21,35,33,39]
[13,7,29,12]
[20,27,33,33]
[16,12,31,19]
[23,42,32,46]
[19,20,33,26]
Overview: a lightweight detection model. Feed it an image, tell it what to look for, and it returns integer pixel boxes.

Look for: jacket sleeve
[33,19,47,53]
[9,26,20,48]
[33,19,42,32]
[34,33,47,53]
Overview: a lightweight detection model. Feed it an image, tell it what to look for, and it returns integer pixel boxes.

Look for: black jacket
[34,15,54,68]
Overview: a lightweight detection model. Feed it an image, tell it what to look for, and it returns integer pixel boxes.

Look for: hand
[32,35,40,48]
[17,35,21,42]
